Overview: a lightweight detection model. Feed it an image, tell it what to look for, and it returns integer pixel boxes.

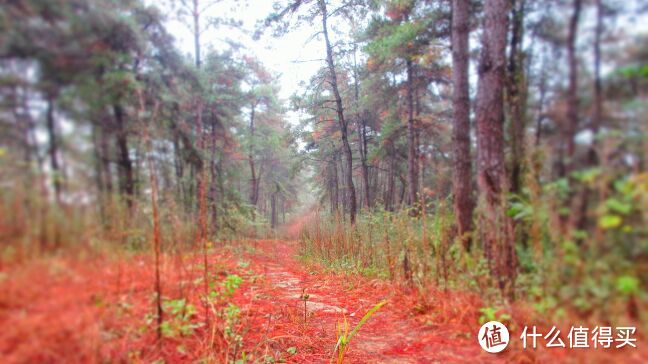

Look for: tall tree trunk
[398,173,407,207]
[588,0,603,166]
[353,45,371,209]
[46,95,62,205]
[271,185,278,229]
[172,129,184,204]
[571,0,604,238]
[190,1,210,326]
[91,121,109,223]
[507,0,527,194]
[210,110,219,233]
[451,0,475,250]
[194,101,210,326]
[534,54,548,147]
[215,158,224,213]
[99,118,113,195]
[143,113,163,342]
[558,0,582,234]
[113,104,134,211]
[194,121,206,225]
[248,104,259,209]
[282,196,286,223]
[361,118,371,207]
[386,149,396,211]
[474,0,516,299]
[331,150,339,215]
[339,150,348,214]
[561,0,582,177]
[406,59,418,207]
[192,0,201,68]
[92,123,105,196]
[319,0,356,224]
[133,147,142,200]
[328,160,336,214]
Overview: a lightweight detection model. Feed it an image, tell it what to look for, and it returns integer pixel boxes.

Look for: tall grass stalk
[333,300,387,364]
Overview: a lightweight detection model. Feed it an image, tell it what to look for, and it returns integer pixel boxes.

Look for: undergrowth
[0,187,272,363]
[299,171,648,330]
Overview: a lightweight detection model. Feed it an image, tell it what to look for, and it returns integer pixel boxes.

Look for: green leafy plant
[204,274,245,362]
[159,298,202,338]
[224,274,243,296]
[616,275,640,296]
[208,274,243,303]
[478,307,511,325]
[334,300,387,364]
[223,303,243,362]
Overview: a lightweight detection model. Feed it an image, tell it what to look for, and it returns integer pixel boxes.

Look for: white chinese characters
[520,326,637,349]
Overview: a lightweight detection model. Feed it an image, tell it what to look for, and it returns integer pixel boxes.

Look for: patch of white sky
[159,0,354,127]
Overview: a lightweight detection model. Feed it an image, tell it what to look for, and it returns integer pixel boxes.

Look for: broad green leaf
[605,198,632,215]
[616,276,639,296]
[599,215,622,230]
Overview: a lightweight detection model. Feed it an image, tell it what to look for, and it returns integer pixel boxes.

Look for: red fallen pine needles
[1,240,645,363]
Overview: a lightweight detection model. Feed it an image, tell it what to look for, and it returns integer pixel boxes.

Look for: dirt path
[2,239,496,363]
[2,239,643,363]
[235,240,498,363]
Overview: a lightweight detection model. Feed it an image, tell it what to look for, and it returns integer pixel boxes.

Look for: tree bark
[474,0,516,299]
[92,120,111,224]
[192,0,201,68]
[99,117,113,195]
[507,0,527,194]
[451,0,475,250]
[92,123,104,196]
[271,184,279,229]
[248,104,260,208]
[353,46,371,209]
[534,55,548,147]
[386,148,396,211]
[571,0,604,238]
[195,103,207,240]
[561,0,582,177]
[210,110,219,233]
[406,59,419,208]
[588,0,603,166]
[398,173,407,207]
[319,0,357,224]
[113,104,134,211]
[171,126,184,204]
[330,151,339,215]
[143,112,163,341]
[46,95,62,205]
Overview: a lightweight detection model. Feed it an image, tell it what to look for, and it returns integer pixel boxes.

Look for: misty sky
[164,1,324,101]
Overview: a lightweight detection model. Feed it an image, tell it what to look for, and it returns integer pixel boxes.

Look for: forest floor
[1,239,645,363]
[231,239,492,363]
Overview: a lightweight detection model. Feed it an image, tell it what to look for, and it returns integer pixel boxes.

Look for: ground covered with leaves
[1,240,645,363]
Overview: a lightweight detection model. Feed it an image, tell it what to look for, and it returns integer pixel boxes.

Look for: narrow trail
[3,239,642,362]
[236,240,496,363]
